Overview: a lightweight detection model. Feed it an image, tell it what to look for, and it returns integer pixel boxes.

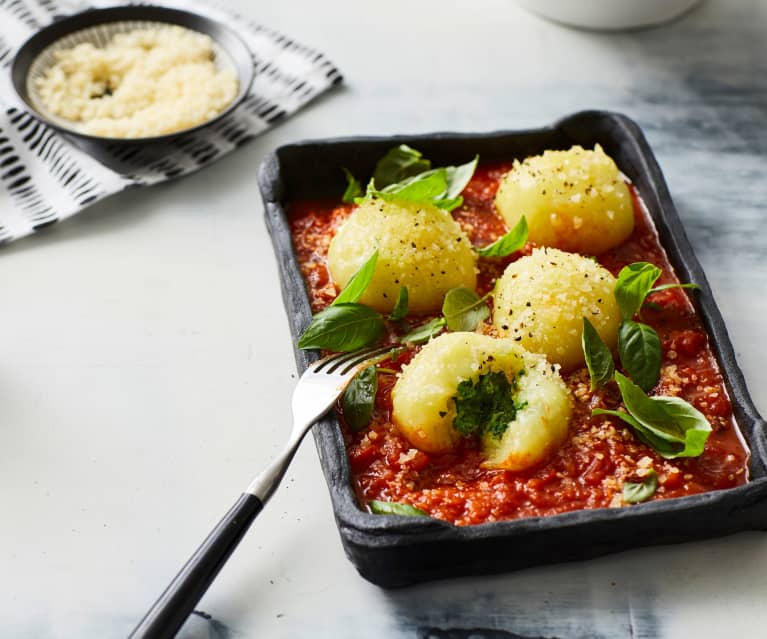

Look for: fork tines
[315,346,393,375]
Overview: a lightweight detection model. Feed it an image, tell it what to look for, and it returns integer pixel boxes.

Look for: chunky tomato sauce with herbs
[288,161,749,526]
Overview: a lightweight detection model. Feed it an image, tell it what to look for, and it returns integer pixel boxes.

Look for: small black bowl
[10,5,254,145]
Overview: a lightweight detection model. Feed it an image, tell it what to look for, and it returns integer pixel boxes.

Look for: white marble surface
[2,0,766,637]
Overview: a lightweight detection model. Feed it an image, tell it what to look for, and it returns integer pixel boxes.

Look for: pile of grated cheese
[36,26,238,138]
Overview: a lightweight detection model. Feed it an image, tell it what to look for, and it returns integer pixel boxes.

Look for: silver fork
[130,345,392,639]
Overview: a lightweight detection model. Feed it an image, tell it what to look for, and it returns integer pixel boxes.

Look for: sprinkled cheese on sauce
[288,161,749,526]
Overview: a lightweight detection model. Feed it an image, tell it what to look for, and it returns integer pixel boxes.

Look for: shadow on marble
[379,530,767,639]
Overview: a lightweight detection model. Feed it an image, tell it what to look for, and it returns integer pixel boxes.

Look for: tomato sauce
[288,161,749,526]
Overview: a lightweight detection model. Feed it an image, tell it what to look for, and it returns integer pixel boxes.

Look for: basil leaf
[582,317,615,391]
[369,500,428,517]
[332,250,378,306]
[360,155,477,213]
[431,195,464,212]
[614,372,684,442]
[649,283,701,295]
[341,168,363,203]
[383,168,448,201]
[592,409,682,457]
[615,262,662,320]
[298,303,385,351]
[373,145,431,188]
[646,398,712,458]
[443,155,478,200]
[623,469,658,504]
[442,288,490,332]
[402,317,446,344]
[361,171,450,209]
[389,286,409,321]
[618,320,661,392]
[342,365,378,431]
[593,407,643,430]
[477,216,528,257]
[606,372,711,458]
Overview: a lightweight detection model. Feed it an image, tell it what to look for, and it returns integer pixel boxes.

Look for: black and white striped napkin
[0,0,342,244]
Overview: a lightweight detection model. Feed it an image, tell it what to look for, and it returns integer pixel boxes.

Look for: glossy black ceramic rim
[10,5,255,145]
[258,111,767,586]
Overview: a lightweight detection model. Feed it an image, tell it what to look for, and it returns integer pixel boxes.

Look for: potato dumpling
[493,247,620,371]
[327,199,476,314]
[392,333,572,471]
[494,144,634,255]
[481,350,573,471]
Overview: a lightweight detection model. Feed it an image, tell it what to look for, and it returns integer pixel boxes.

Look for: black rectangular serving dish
[257,110,767,588]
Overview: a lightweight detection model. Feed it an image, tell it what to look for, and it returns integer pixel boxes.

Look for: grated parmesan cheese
[36,26,238,138]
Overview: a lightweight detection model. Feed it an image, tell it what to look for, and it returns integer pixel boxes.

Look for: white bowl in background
[513,0,702,31]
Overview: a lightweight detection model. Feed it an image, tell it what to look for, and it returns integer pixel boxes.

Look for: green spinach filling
[452,370,526,439]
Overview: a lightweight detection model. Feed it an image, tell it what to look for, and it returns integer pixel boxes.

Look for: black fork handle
[129,492,263,639]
